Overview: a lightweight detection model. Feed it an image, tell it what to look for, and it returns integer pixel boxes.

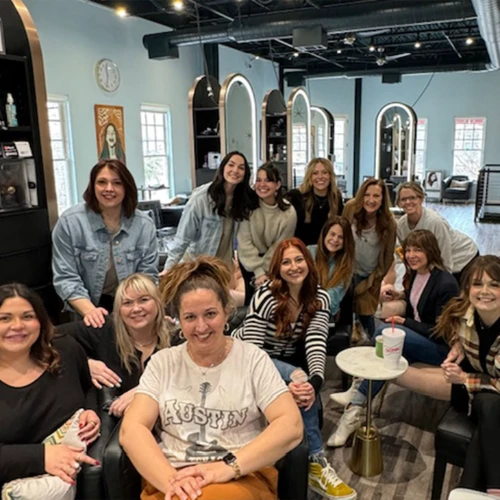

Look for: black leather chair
[442,175,473,202]
[431,405,474,500]
[103,421,310,500]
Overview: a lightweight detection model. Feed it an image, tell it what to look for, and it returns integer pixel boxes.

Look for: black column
[203,44,219,79]
[352,77,362,195]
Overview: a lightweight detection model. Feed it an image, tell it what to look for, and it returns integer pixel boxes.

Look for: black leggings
[460,391,500,491]
[238,260,256,306]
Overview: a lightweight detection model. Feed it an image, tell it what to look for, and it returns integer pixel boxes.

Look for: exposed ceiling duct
[144,0,477,59]
[471,0,500,69]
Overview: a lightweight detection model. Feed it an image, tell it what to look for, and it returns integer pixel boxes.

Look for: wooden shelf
[196,135,220,139]
[0,156,34,162]
[1,126,31,133]
[0,53,26,63]
[195,107,219,111]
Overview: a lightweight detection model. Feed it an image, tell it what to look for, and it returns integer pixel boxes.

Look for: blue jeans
[272,359,323,455]
[355,324,450,402]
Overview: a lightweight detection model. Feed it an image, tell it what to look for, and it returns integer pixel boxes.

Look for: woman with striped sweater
[436,255,500,497]
[233,238,356,500]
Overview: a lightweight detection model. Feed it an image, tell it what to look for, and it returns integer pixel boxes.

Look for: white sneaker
[329,378,362,407]
[327,405,362,448]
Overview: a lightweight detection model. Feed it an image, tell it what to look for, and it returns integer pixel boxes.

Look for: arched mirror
[311,106,334,162]
[375,102,417,181]
[219,73,258,181]
[287,87,311,188]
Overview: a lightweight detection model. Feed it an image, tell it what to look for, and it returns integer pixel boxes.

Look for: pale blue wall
[24,0,201,196]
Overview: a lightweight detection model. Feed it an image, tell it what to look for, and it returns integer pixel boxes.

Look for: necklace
[132,338,156,348]
[314,194,328,210]
[187,339,231,376]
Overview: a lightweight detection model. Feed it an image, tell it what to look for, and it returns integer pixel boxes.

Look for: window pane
[48,106,60,121]
[51,140,65,160]
[49,120,62,141]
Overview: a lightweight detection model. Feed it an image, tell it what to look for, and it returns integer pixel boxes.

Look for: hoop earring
[224,323,230,334]
[179,329,185,340]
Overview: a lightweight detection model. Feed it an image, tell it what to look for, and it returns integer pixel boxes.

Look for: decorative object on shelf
[207,152,221,170]
[0,18,5,55]
[95,58,120,92]
[5,93,18,127]
[1,142,19,158]
[94,104,126,163]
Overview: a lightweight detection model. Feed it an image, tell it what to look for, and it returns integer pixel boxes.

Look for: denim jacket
[52,203,158,307]
[165,183,233,270]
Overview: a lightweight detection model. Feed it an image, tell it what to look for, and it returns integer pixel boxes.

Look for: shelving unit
[261,90,290,188]
[188,75,222,189]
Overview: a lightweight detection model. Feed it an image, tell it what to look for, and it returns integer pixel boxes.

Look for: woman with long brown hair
[0,283,100,488]
[328,230,459,447]
[234,238,356,499]
[286,158,344,246]
[436,255,500,496]
[308,216,355,317]
[343,177,397,337]
[52,159,158,328]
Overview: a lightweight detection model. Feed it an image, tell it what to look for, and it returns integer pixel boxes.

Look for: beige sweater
[237,200,297,277]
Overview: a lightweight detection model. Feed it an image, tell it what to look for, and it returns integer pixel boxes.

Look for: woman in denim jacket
[52,159,158,328]
[163,151,258,271]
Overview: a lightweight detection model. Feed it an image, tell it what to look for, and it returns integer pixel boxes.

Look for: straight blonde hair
[113,274,170,374]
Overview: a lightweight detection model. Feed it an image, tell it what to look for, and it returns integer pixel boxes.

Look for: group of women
[0,151,498,500]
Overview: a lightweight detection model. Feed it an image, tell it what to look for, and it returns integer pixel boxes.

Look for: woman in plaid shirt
[436,255,500,497]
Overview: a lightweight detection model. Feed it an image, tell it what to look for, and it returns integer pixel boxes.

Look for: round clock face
[95,59,120,92]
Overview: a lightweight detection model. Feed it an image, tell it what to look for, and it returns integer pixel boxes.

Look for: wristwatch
[222,452,241,480]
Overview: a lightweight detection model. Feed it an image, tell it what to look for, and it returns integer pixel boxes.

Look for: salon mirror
[375,102,417,181]
[287,87,311,188]
[311,106,334,162]
[220,74,258,180]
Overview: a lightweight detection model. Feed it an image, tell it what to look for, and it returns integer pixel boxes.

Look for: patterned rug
[309,358,462,500]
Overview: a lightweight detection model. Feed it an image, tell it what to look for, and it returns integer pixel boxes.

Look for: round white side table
[335,346,408,477]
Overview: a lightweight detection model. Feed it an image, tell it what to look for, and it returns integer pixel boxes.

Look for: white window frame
[415,118,428,181]
[140,104,173,202]
[333,114,348,176]
[452,117,486,180]
[292,123,308,186]
[47,94,76,216]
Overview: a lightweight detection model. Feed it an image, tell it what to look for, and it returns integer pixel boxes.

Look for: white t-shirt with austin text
[136,338,288,468]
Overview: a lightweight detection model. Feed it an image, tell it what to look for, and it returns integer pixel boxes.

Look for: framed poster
[425,170,442,191]
[94,104,126,164]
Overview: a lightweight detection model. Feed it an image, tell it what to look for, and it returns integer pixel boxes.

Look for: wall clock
[95,59,120,92]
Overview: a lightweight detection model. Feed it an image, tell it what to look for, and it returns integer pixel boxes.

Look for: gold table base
[350,425,383,477]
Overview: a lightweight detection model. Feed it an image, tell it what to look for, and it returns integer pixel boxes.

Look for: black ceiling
[90,0,489,77]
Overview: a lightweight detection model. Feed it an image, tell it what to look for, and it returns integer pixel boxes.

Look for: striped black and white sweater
[233,282,330,392]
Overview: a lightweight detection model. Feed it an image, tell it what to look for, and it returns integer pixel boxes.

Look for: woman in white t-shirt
[119,256,302,500]
[328,230,459,447]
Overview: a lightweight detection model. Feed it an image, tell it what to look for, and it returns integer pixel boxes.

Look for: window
[453,117,486,179]
[292,123,307,186]
[316,125,326,159]
[140,105,172,203]
[333,115,348,176]
[415,118,428,180]
[47,96,76,215]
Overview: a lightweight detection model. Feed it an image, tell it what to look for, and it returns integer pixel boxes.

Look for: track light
[173,0,184,11]
[337,49,342,54]
[369,45,376,52]
[466,37,474,45]
[116,6,128,17]
[414,41,422,49]
[293,52,300,57]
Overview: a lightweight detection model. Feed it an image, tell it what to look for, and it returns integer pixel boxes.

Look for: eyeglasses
[399,195,418,203]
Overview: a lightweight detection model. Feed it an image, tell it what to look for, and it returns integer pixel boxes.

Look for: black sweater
[0,336,92,484]
[403,268,459,338]
[286,188,344,246]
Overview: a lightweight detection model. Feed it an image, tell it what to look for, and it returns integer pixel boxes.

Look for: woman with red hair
[233,238,356,500]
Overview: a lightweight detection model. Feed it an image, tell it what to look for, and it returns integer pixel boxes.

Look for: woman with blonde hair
[308,216,355,317]
[436,255,500,496]
[57,273,170,417]
[396,181,478,283]
[120,256,302,500]
[343,177,397,337]
[286,157,344,246]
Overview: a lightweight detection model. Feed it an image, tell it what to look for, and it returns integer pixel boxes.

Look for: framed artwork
[425,170,442,192]
[94,104,126,164]
[0,18,5,55]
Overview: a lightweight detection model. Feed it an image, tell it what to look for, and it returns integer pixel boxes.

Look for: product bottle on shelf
[5,93,19,127]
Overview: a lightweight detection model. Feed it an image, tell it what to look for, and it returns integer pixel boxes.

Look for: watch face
[223,452,236,464]
[96,59,120,92]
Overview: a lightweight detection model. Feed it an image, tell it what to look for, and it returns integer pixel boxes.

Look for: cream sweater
[237,199,297,277]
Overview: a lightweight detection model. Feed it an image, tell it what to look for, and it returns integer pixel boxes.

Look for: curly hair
[434,255,500,344]
[352,177,395,239]
[0,283,60,374]
[299,158,341,223]
[268,238,322,338]
[315,216,355,290]
[160,256,233,318]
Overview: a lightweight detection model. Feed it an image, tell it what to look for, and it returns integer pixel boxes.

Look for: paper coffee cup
[375,336,384,358]
[382,327,406,370]
[290,368,308,384]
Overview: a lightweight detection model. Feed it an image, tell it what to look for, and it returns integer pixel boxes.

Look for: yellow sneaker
[308,459,357,499]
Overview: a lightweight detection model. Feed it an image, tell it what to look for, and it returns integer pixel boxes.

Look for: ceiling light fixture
[414,41,422,48]
[173,0,184,11]
[369,45,376,52]
[255,55,260,60]
[293,52,300,57]
[466,37,474,45]
[337,49,342,54]
[116,7,128,17]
